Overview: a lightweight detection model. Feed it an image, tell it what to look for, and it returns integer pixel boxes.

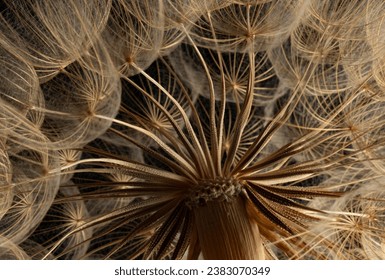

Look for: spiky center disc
[187,177,243,207]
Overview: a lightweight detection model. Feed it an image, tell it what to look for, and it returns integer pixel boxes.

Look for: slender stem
[193,195,264,260]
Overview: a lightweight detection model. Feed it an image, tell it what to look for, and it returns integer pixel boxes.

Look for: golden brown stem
[193,195,264,260]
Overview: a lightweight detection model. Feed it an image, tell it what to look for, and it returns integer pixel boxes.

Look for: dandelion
[303,177,385,259]
[1,0,385,260]
[0,237,30,260]
[41,25,367,261]
[0,0,112,83]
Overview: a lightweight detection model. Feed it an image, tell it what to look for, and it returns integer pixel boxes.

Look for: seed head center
[187,177,243,207]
